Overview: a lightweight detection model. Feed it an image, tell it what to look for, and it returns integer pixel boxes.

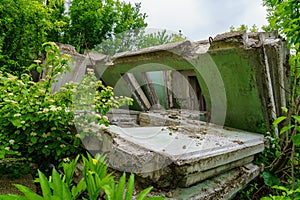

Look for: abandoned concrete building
[55,30,289,199]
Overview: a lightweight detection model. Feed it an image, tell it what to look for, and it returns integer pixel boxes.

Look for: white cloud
[123,0,268,41]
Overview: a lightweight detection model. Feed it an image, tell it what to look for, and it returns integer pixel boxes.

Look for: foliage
[229,24,259,32]
[235,183,258,200]
[0,0,147,74]
[250,0,300,199]
[0,0,54,75]
[235,1,300,199]
[94,29,185,56]
[261,185,300,200]
[263,0,300,48]
[67,0,147,53]
[0,154,165,200]
[0,42,131,174]
[45,0,70,43]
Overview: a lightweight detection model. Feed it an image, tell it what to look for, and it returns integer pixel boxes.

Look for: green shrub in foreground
[0,154,165,200]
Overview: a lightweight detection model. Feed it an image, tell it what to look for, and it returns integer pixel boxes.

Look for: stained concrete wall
[91,31,289,133]
[54,31,289,133]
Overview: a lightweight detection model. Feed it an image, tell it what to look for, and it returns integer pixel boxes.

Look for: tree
[0,0,147,74]
[94,29,185,56]
[46,0,70,43]
[67,0,147,53]
[0,0,54,74]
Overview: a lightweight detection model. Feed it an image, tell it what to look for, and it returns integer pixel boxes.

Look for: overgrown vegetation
[0,42,131,177]
[229,24,259,32]
[0,0,147,75]
[236,0,300,199]
[0,154,165,200]
[261,0,300,198]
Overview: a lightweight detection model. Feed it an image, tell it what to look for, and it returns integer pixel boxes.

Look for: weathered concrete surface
[168,163,261,200]
[106,109,140,127]
[91,31,289,133]
[90,122,264,188]
[52,31,289,133]
[139,109,207,127]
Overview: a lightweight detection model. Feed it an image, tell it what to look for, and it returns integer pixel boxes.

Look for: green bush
[0,154,165,200]
[0,42,131,173]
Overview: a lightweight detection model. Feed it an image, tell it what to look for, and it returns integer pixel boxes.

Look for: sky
[123,0,269,41]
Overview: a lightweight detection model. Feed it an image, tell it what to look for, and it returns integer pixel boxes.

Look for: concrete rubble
[56,30,290,199]
[81,109,264,199]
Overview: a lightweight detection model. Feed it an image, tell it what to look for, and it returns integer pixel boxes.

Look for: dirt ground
[0,174,36,195]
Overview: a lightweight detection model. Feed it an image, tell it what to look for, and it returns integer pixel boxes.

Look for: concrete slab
[107,125,263,165]
[95,123,264,188]
[168,163,261,200]
[139,109,207,127]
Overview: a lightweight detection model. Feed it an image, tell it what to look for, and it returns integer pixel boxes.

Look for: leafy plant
[0,42,82,170]
[255,1,300,199]
[0,0,147,74]
[0,154,165,200]
[261,185,300,200]
[0,42,132,175]
[103,173,164,200]
[66,0,147,53]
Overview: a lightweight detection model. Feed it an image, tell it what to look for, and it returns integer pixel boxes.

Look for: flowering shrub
[0,42,132,173]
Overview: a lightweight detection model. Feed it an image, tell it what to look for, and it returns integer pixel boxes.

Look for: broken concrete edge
[210,30,280,50]
[81,123,264,189]
[167,163,262,200]
[101,125,263,164]
[84,30,281,64]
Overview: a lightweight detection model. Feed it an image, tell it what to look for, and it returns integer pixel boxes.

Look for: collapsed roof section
[87,30,289,133]
[54,30,290,199]
[55,30,289,133]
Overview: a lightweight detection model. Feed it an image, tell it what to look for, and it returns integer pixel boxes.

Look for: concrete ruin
[56,30,289,199]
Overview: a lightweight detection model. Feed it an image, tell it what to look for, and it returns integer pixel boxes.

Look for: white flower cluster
[42,105,63,112]
[14,113,21,117]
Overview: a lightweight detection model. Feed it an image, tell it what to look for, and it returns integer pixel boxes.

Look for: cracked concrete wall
[90,31,289,133]
[55,31,289,133]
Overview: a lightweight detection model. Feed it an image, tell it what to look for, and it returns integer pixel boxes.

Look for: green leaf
[102,184,114,200]
[116,173,126,200]
[260,197,272,200]
[63,155,80,188]
[37,66,43,73]
[262,171,280,187]
[281,107,288,113]
[14,184,43,200]
[0,194,27,200]
[0,151,5,159]
[71,178,86,199]
[292,134,300,146]
[31,137,38,144]
[51,168,63,198]
[38,170,52,199]
[273,116,287,127]
[292,115,300,123]
[9,118,21,128]
[272,185,289,192]
[124,174,135,200]
[136,187,153,200]
[280,125,294,135]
